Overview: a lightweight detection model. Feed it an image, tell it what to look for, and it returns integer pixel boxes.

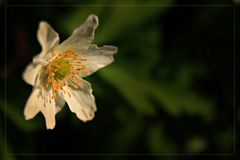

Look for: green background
[0,0,238,159]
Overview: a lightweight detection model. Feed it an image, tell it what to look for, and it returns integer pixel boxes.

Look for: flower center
[45,49,89,99]
[50,58,71,80]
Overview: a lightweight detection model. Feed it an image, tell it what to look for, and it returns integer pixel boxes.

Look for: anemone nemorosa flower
[23,14,117,129]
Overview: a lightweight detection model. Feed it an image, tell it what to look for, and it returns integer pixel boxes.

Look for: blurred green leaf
[100,66,214,119]
[96,1,173,43]
[100,66,156,116]
[148,82,215,120]
[118,26,162,78]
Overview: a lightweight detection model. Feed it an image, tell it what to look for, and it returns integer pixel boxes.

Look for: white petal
[24,88,65,129]
[78,45,117,77]
[33,21,60,64]
[22,63,42,86]
[23,21,60,85]
[55,94,66,113]
[62,80,96,122]
[24,89,41,120]
[71,14,99,42]
[54,14,99,53]
[38,21,59,52]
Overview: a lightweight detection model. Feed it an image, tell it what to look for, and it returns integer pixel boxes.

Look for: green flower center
[50,59,71,80]
[45,50,88,99]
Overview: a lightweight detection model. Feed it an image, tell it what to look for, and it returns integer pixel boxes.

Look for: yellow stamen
[45,49,88,98]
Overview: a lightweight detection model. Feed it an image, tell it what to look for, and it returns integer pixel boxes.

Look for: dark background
[0,0,239,160]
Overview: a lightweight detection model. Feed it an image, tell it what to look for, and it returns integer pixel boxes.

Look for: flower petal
[23,21,60,86]
[78,45,117,77]
[62,80,96,122]
[55,94,66,113]
[24,88,65,129]
[54,14,99,53]
[24,89,41,120]
[37,21,59,52]
[33,21,60,64]
[71,14,99,42]
[22,63,42,86]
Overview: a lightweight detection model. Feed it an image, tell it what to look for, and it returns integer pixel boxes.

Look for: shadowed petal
[24,89,41,120]
[33,21,60,64]
[23,21,60,86]
[22,64,42,86]
[24,88,65,129]
[71,14,99,42]
[62,80,96,122]
[37,21,59,52]
[54,14,99,53]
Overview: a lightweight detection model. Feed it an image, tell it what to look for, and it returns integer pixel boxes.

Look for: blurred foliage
[0,0,237,160]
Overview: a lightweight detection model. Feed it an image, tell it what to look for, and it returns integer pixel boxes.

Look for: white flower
[23,14,117,129]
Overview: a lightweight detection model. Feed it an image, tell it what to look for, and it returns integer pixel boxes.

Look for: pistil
[45,49,87,99]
